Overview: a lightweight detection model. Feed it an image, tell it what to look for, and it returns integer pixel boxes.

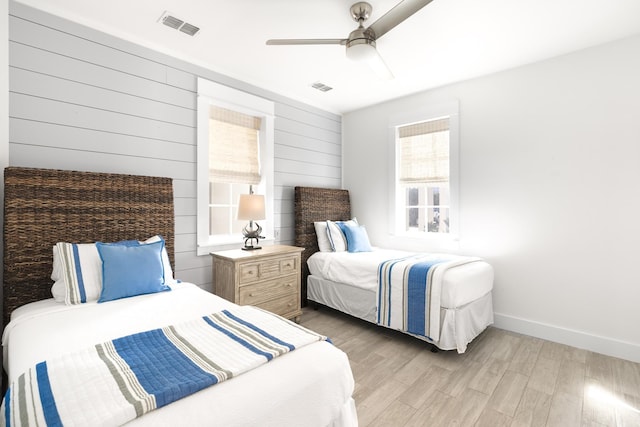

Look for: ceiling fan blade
[368,0,434,39]
[368,49,394,80]
[266,39,346,46]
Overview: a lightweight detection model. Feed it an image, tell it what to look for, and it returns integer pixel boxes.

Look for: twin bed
[294,186,494,353]
[1,168,356,427]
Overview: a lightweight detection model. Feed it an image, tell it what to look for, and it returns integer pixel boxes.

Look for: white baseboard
[493,312,640,363]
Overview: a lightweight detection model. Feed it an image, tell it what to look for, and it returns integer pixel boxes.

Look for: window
[208,106,261,237]
[389,102,459,242]
[196,78,274,255]
[399,117,450,233]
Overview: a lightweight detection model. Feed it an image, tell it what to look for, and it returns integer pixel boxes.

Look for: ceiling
[13,0,640,114]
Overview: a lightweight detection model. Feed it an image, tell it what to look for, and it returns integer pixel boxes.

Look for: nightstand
[211,245,304,321]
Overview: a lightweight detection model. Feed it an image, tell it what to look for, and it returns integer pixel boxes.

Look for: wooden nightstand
[211,245,304,321]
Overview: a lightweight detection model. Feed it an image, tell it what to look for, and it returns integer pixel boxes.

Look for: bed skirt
[307,275,493,353]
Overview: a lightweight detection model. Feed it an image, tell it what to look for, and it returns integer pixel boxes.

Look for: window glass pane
[407,207,419,229]
[233,215,246,234]
[427,207,449,233]
[210,207,230,235]
[407,187,419,206]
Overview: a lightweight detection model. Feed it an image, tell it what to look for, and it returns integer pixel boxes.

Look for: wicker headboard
[3,167,175,326]
[294,186,351,303]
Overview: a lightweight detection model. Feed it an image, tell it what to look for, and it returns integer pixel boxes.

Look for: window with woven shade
[393,112,457,236]
[197,77,274,254]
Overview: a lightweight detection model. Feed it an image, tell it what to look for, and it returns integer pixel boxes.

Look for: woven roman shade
[398,117,450,185]
[209,106,261,184]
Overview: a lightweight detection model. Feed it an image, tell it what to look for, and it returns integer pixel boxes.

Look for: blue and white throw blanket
[377,254,480,342]
[2,306,327,427]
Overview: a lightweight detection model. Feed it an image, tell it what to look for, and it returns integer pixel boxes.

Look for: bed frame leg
[430,345,439,353]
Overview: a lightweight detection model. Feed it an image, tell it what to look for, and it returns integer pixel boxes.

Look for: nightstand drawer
[239,275,298,305]
[255,293,299,317]
[239,264,260,283]
[280,257,297,273]
[239,255,298,284]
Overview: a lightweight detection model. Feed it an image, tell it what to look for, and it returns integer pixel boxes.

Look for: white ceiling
[14,0,640,114]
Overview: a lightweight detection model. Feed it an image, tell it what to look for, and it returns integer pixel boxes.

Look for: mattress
[307,249,494,308]
[2,283,357,427]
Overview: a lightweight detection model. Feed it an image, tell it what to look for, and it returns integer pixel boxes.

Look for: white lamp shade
[237,194,265,220]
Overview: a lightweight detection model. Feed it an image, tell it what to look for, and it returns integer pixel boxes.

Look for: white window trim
[196,78,274,255]
[388,100,460,248]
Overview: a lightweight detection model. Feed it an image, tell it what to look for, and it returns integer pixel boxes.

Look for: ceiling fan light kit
[266,0,433,80]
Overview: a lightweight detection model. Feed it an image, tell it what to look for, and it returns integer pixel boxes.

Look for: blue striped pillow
[54,242,103,305]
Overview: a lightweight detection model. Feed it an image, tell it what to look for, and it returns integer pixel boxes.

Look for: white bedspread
[307,249,494,308]
[2,283,356,427]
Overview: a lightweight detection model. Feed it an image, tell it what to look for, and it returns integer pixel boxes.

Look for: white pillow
[326,218,358,252]
[314,222,333,252]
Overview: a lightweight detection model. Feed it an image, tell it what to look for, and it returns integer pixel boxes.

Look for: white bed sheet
[2,283,357,427]
[307,249,494,308]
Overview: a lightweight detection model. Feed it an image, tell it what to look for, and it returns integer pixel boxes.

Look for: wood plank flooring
[299,306,640,427]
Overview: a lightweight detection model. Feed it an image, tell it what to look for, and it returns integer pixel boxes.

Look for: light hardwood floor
[299,306,640,427]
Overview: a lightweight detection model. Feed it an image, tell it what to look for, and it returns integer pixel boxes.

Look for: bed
[1,168,357,427]
[294,186,494,353]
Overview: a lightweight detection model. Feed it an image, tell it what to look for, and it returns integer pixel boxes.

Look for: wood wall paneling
[8,3,342,290]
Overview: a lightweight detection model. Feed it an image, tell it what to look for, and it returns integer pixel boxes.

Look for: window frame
[196,78,274,255]
[388,100,460,246]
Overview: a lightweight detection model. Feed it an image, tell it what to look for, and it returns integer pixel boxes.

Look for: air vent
[158,11,200,36]
[311,82,333,92]
[179,22,200,36]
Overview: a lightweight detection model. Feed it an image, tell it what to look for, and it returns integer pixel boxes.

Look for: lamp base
[242,221,264,251]
[242,245,262,251]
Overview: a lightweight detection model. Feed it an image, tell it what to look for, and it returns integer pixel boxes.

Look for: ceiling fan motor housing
[346,27,377,61]
[346,3,377,61]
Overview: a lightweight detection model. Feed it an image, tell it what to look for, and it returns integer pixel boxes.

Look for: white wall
[7,2,341,292]
[343,34,640,362]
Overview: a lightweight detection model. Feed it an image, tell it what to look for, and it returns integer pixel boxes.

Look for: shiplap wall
[7,2,342,291]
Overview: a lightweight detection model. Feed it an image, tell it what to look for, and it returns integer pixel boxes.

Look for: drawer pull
[249,293,255,297]
[288,303,293,307]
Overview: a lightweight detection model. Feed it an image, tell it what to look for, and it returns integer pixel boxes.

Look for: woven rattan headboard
[3,167,175,326]
[294,186,351,303]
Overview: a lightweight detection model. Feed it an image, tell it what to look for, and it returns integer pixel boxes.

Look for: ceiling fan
[266,0,434,80]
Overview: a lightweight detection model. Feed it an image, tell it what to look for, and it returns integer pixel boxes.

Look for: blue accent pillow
[342,223,373,253]
[110,239,141,247]
[96,239,170,303]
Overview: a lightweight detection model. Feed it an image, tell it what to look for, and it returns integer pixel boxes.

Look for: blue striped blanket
[377,254,480,342]
[1,306,327,427]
